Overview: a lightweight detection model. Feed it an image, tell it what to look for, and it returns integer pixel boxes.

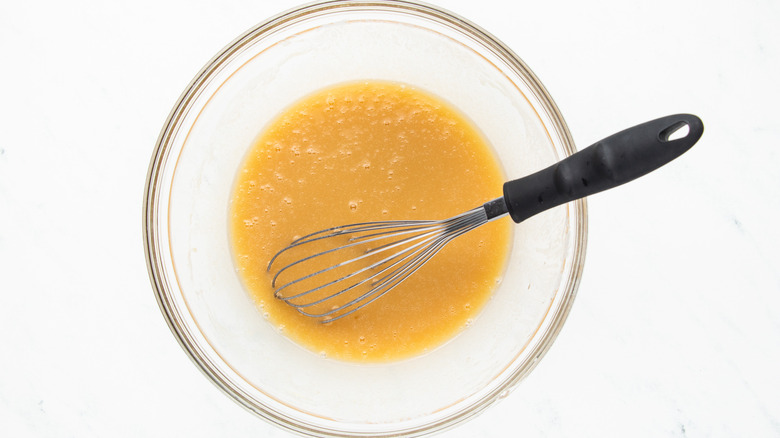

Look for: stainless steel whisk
[268,114,703,323]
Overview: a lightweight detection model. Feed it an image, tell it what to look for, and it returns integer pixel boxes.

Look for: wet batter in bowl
[230,81,511,362]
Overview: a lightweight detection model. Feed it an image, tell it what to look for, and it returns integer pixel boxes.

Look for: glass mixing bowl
[143,1,587,436]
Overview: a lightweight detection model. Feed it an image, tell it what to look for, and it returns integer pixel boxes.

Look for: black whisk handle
[502,114,703,223]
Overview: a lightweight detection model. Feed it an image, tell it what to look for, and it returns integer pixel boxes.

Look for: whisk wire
[277,228,443,303]
[295,235,444,319]
[269,209,483,293]
[271,225,446,298]
[304,209,489,323]
[267,206,490,323]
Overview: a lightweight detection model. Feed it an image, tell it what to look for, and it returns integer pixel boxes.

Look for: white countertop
[2,0,779,436]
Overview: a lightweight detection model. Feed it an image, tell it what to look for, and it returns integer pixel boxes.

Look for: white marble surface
[1,0,778,436]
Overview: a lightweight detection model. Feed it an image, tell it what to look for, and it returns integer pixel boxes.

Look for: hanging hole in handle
[659,121,690,142]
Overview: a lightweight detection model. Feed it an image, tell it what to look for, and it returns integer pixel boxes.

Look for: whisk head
[267,205,490,323]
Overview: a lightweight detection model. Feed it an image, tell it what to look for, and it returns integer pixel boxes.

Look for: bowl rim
[143,1,588,436]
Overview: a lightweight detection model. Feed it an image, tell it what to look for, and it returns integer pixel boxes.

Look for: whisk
[268,114,703,323]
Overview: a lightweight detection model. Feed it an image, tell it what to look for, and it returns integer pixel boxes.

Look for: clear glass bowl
[143,1,587,436]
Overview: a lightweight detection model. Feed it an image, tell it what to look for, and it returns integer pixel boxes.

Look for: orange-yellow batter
[230,81,511,362]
